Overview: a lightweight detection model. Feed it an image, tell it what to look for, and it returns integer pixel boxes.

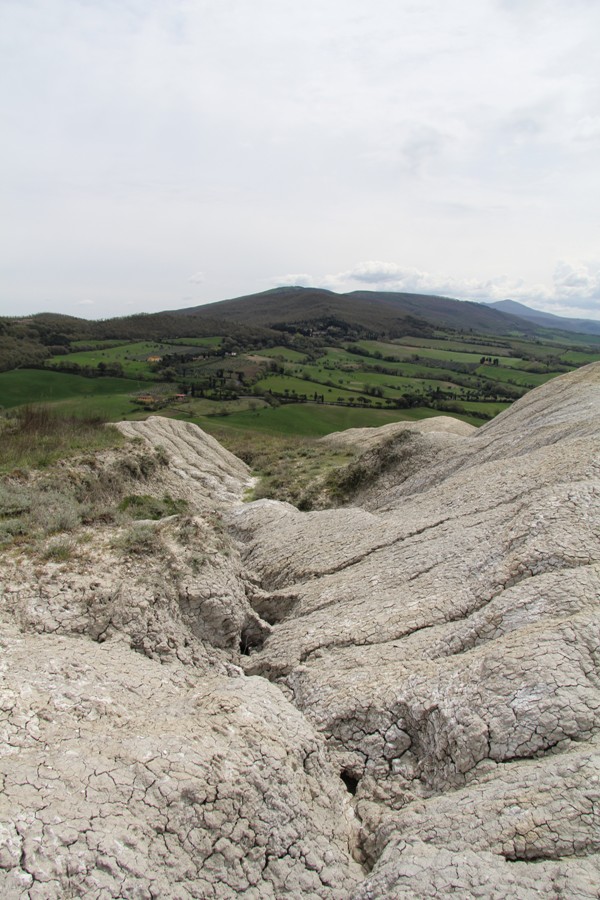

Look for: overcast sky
[1,0,599,321]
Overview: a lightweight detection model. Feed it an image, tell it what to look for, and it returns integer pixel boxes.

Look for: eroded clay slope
[231,362,600,897]
[0,416,362,898]
[1,365,599,898]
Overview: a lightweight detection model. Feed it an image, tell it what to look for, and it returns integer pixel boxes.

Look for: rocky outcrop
[1,365,599,897]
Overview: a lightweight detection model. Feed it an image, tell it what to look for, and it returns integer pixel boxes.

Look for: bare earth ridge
[1,363,599,898]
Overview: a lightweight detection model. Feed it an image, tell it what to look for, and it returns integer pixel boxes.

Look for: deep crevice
[340,769,359,796]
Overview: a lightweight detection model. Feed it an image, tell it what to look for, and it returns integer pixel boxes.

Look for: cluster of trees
[46,360,126,378]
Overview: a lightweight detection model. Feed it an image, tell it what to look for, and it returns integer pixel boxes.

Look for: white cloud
[550,261,600,312]
[188,271,205,284]
[318,261,524,301]
[572,116,600,143]
[271,274,315,288]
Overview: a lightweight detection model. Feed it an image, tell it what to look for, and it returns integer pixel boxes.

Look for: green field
[197,402,481,437]
[474,365,556,387]
[318,349,481,385]
[46,341,168,378]
[458,400,512,416]
[254,373,367,402]
[295,365,456,397]
[506,340,577,360]
[254,346,309,362]
[353,340,503,366]
[560,349,600,365]
[0,369,153,410]
[395,336,514,356]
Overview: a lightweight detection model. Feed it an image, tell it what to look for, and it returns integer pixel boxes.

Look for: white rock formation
[1,365,599,897]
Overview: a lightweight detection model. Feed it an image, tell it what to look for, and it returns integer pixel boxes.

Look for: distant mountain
[484,299,600,336]
[175,286,538,337]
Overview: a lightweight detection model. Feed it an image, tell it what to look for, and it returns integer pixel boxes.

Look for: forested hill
[175,285,537,336]
[0,311,277,373]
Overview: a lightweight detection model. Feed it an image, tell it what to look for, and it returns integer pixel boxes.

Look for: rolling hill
[175,286,538,337]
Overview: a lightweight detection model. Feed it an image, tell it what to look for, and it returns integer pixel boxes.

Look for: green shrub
[0,479,81,541]
[117,446,169,480]
[27,487,81,534]
[0,481,31,518]
[0,517,27,545]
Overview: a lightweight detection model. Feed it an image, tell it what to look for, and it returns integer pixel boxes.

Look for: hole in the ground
[239,624,267,656]
[341,770,359,795]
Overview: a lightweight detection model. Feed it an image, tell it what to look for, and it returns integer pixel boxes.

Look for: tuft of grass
[41,538,75,562]
[118,493,187,520]
[112,522,163,555]
[0,405,124,474]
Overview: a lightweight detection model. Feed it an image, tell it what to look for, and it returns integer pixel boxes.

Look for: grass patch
[205,418,433,510]
[0,479,82,545]
[41,537,75,562]
[0,434,174,549]
[0,405,124,473]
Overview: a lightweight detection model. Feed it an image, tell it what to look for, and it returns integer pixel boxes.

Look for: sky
[1,0,600,322]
